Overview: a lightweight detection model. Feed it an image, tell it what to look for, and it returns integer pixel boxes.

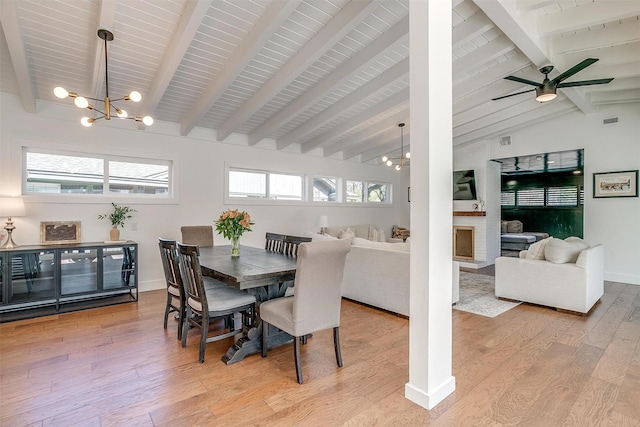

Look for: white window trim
[14,138,179,205]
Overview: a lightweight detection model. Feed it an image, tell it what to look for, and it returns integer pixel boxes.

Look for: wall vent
[500,136,511,146]
[603,117,619,125]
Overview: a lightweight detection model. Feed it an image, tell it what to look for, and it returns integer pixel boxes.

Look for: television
[453,169,478,200]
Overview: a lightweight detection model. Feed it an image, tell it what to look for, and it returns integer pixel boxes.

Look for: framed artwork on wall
[40,221,81,245]
[593,170,638,198]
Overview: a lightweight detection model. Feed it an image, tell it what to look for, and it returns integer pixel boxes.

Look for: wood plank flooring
[1,277,639,426]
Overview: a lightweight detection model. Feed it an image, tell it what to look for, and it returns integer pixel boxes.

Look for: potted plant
[98,202,137,241]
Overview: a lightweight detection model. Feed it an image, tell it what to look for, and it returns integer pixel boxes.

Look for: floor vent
[603,117,619,125]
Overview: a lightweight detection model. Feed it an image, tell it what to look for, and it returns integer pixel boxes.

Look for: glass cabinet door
[60,249,98,296]
[103,245,136,290]
[7,250,56,305]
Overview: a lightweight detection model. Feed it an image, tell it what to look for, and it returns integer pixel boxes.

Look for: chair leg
[181,307,191,348]
[199,317,208,363]
[163,293,172,329]
[261,320,268,357]
[177,300,185,341]
[294,336,303,384]
[333,327,343,368]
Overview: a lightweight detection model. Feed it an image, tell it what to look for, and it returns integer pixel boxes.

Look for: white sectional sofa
[495,238,604,314]
[308,225,459,316]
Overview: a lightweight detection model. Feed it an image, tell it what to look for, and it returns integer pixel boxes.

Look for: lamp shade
[317,215,329,228]
[0,197,26,217]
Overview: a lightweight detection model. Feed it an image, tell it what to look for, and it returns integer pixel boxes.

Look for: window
[500,191,515,206]
[546,186,578,206]
[516,188,544,206]
[25,150,170,197]
[346,180,391,204]
[313,176,338,202]
[228,168,303,200]
[346,180,364,203]
[367,182,388,202]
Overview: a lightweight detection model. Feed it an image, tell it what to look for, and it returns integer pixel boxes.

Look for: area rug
[454,272,521,318]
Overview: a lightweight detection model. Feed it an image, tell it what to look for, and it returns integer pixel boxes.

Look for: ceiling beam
[552,18,640,55]
[358,134,411,163]
[452,12,494,48]
[343,126,405,160]
[454,53,530,99]
[453,76,531,114]
[536,1,640,36]
[180,0,300,136]
[248,15,408,146]
[453,36,515,75]
[215,0,379,141]
[1,0,36,113]
[276,58,408,150]
[136,0,212,129]
[454,93,530,128]
[591,88,640,105]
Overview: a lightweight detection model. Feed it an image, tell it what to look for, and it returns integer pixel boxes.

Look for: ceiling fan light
[74,96,89,109]
[53,87,68,98]
[535,85,557,103]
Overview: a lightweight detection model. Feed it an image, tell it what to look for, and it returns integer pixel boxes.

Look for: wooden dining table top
[198,245,297,290]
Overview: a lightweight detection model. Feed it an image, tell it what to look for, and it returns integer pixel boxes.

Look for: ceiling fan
[492,58,614,102]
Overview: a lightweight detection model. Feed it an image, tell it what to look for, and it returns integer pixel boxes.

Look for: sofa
[307,225,459,316]
[495,237,604,314]
[501,220,549,251]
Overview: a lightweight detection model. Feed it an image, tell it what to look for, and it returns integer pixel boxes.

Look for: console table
[0,241,138,322]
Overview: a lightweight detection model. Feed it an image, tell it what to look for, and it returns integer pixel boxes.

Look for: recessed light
[547,160,555,164]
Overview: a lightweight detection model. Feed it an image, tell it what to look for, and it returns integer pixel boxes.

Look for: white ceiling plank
[454,94,529,127]
[248,14,408,146]
[358,134,411,163]
[136,0,212,129]
[89,1,117,102]
[591,88,640,105]
[516,0,557,13]
[302,87,409,154]
[180,0,301,136]
[216,0,380,141]
[321,109,409,157]
[537,1,640,36]
[452,12,495,48]
[344,128,399,160]
[555,42,640,68]
[276,57,408,150]
[1,0,36,113]
[453,36,515,75]
[453,78,525,113]
[454,54,531,98]
[551,18,640,55]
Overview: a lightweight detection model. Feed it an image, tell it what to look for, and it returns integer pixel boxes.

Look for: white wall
[457,103,640,285]
[0,94,411,291]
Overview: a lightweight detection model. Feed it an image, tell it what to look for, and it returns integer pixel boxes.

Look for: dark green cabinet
[0,241,137,322]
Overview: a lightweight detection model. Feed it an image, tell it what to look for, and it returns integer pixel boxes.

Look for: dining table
[197,244,298,364]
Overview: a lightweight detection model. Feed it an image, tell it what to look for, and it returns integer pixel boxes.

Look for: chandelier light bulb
[386,160,393,166]
[54,87,68,99]
[81,117,94,127]
[74,96,89,109]
[116,109,128,118]
[395,165,401,171]
[142,115,154,126]
[128,91,142,102]
[382,156,388,162]
[405,152,410,159]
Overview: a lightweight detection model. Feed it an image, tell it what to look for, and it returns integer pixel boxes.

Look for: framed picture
[593,170,638,198]
[40,221,81,245]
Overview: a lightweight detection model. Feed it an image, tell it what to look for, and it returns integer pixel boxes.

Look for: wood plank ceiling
[1,0,639,164]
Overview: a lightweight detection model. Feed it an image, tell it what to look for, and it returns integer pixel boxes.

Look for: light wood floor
[1,278,639,426]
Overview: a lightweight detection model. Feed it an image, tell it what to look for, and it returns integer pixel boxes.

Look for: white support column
[405,0,455,410]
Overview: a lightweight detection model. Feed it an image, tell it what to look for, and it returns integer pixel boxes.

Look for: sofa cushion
[501,220,508,233]
[352,237,410,252]
[506,220,523,233]
[368,226,387,242]
[526,237,551,260]
[339,227,356,242]
[544,237,590,264]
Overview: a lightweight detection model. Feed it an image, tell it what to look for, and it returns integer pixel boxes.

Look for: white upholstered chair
[260,239,351,384]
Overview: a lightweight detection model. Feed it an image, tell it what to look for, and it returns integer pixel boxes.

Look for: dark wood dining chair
[180,226,214,247]
[176,242,256,363]
[283,235,312,257]
[265,232,285,253]
[260,240,351,383]
[158,238,228,340]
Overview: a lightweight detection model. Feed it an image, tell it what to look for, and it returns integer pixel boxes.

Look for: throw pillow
[507,220,523,233]
[376,228,386,242]
[544,237,590,264]
[525,237,551,260]
[339,227,355,242]
[501,220,508,233]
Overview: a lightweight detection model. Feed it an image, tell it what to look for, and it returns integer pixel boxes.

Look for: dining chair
[158,238,228,340]
[180,225,214,247]
[265,232,285,253]
[282,235,312,257]
[260,239,351,384]
[176,242,256,363]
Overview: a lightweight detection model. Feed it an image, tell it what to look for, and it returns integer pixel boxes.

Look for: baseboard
[604,272,639,286]
[405,376,456,410]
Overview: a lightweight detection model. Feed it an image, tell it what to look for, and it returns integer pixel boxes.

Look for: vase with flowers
[215,209,254,257]
[98,202,137,241]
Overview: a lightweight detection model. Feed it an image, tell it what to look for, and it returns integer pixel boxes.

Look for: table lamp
[317,215,329,235]
[0,197,26,249]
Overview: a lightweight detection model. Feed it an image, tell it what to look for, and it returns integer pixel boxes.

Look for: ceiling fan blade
[557,78,614,88]
[551,58,599,85]
[504,75,541,86]
[491,88,535,101]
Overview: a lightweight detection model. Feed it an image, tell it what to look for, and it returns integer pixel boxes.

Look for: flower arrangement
[215,209,254,257]
[98,202,137,228]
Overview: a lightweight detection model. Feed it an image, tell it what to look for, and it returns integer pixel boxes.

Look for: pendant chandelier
[54,29,153,128]
[381,123,410,170]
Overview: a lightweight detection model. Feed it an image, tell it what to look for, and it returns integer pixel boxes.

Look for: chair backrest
[181,226,214,247]
[265,232,285,253]
[158,238,182,296]
[283,235,312,257]
[292,240,351,335]
[176,242,207,315]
